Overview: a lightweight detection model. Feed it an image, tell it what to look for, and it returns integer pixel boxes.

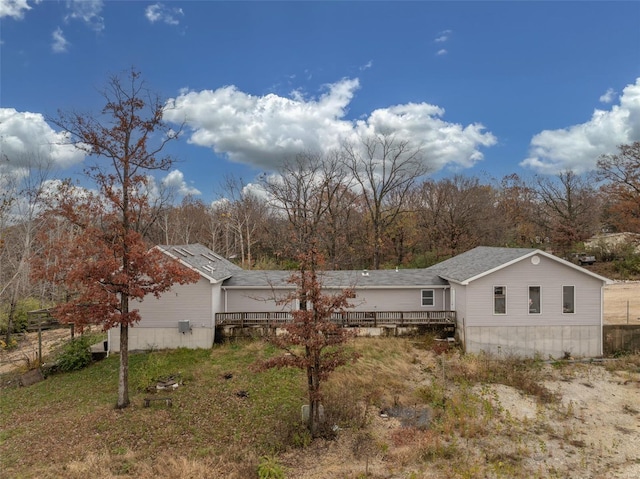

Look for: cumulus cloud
[436,49,448,56]
[161,169,201,196]
[163,78,496,173]
[65,0,104,32]
[521,78,640,174]
[51,27,69,53]
[145,3,183,25]
[0,0,33,19]
[0,108,85,171]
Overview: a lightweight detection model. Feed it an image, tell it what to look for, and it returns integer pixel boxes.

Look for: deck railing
[215,311,456,328]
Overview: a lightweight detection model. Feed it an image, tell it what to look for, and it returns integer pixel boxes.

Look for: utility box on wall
[178,320,191,334]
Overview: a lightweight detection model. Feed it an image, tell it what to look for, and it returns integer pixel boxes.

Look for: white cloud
[0,108,85,171]
[436,49,448,56]
[435,29,452,43]
[360,60,373,71]
[145,3,183,25]
[65,0,104,32]
[599,88,617,104]
[161,169,201,196]
[521,78,640,174]
[163,78,496,173]
[0,0,32,19]
[51,27,69,53]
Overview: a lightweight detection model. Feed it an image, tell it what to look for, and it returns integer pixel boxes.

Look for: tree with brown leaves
[259,248,359,437]
[597,141,640,233]
[32,69,200,408]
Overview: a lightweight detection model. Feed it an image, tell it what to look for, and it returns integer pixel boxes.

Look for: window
[529,286,541,314]
[421,289,434,307]
[494,286,506,314]
[563,286,575,313]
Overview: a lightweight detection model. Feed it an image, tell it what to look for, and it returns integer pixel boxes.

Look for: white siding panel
[224,289,292,312]
[350,288,446,311]
[223,287,448,312]
[135,277,213,328]
[464,256,604,327]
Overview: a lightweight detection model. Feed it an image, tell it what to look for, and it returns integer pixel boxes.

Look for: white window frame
[493,285,507,315]
[528,285,542,315]
[421,289,435,307]
[562,285,575,314]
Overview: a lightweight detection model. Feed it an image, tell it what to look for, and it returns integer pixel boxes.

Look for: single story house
[108,244,611,358]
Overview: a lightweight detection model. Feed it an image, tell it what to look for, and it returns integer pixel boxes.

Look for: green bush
[257,455,285,479]
[56,335,94,372]
[0,297,42,335]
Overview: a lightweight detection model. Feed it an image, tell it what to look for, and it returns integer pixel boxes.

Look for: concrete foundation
[464,325,601,358]
[108,327,214,352]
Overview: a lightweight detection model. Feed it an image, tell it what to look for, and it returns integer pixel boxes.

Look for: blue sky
[1,1,639,203]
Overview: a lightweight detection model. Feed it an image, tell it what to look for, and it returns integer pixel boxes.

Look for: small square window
[421,289,434,307]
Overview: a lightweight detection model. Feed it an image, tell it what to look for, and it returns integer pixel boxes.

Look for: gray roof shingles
[159,244,543,288]
[425,246,537,283]
[223,268,447,288]
[157,244,242,282]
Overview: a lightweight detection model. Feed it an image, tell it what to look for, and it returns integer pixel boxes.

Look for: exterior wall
[108,326,214,352]
[450,285,467,345]
[459,255,604,357]
[223,288,291,312]
[222,287,449,313]
[108,276,216,352]
[348,287,447,311]
[464,325,601,358]
[463,256,603,328]
[134,277,214,328]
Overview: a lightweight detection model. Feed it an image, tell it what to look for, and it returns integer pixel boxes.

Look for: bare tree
[495,173,541,247]
[535,170,602,256]
[0,153,52,347]
[212,175,269,268]
[262,151,350,261]
[342,133,429,269]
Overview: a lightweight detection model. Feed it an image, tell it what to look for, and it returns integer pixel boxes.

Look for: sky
[1,0,640,204]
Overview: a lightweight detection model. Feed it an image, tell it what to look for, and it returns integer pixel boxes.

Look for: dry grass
[3,337,640,478]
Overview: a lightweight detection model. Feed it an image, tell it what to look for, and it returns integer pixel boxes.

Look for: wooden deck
[215,311,456,328]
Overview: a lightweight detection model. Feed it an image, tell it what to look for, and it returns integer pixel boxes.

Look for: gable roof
[426,246,611,285]
[156,244,242,283]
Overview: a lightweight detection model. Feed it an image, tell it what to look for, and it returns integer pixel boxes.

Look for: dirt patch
[0,329,73,374]
[605,281,640,324]
[280,362,640,479]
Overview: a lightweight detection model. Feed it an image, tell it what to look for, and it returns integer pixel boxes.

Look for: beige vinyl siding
[463,255,603,327]
[135,276,213,328]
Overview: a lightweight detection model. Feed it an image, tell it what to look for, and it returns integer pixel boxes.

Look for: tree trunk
[117,322,130,408]
[5,297,17,347]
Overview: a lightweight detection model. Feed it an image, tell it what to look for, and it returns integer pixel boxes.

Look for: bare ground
[279,361,640,479]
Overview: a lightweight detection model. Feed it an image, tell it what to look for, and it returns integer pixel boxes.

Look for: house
[426,247,611,357]
[108,244,611,358]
